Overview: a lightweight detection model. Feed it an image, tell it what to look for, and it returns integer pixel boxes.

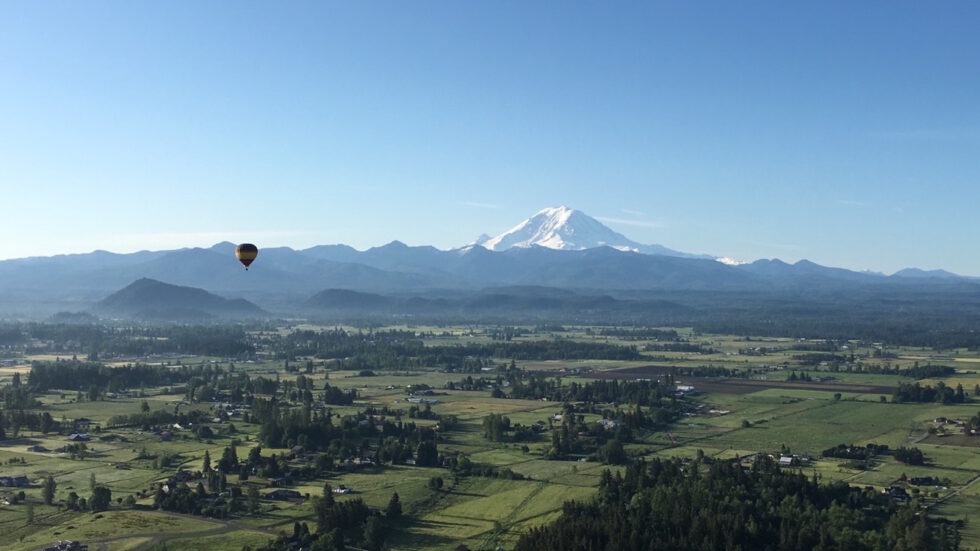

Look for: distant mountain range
[0,206,975,320]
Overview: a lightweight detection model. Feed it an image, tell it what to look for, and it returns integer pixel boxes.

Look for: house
[332,484,352,494]
[910,476,941,486]
[268,476,292,487]
[68,433,90,442]
[266,489,303,501]
[0,475,30,487]
[73,418,92,430]
[286,445,305,459]
[778,456,795,467]
[43,541,87,551]
[171,470,200,483]
[885,486,910,501]
[404,458,417,466]
[598,419,619,431]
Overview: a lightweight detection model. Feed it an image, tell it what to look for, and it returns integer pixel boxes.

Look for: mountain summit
[475,206,706,258]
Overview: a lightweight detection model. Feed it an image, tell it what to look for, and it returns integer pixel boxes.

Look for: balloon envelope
[235,243,258,270]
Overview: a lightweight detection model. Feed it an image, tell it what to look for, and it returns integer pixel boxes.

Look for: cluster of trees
[643,342,715,353]
[28,360,203,392]
[444,375,498,391]
[517,457,960,550]
[0,323,255,358]
[893,382,967,404]
[250,485,402,551]
[591,327,680,340]
[822,443,890,460]
[251,398,440,468]
[269,329,642,371]
[482,413,512,442]
[895,447,927,466]
[509,376,675,407]
[794,353,850,365]
[443,453,526,480]
[322,382,357,405]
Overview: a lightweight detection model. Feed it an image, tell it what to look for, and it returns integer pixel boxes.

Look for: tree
[219,444,238,472]
[385,492,402,520]
[362,516,385,551]
[42,475,56,505]
[25,501,34,524]
[202,450,212,473]
[599,439,627,465]
[89,473,97,492]
[91,486,111,512]
[322,482,336,507]
[247,485,260,513]
[141,400,151,413]
[415,440,439,467]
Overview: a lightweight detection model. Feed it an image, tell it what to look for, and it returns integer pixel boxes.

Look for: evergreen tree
[42,475,56,505]
[385,492,401,520]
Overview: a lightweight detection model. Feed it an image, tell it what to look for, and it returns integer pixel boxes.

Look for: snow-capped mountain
[474,206,708,259]
[716,256,748,266]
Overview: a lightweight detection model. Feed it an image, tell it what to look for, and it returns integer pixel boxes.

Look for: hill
[95,278,267,321]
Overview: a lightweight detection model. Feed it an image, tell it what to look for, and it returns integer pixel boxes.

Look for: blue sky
[1,2,978,274]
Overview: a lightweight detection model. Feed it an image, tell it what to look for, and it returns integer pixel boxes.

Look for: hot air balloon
[235,243,258,270]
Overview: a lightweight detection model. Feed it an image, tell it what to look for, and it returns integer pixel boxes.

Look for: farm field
[1,324,979,549]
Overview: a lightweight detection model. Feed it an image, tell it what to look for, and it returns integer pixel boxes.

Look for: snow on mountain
[716,257,748,266]
[476,206,710,259]
[480,206,633,251]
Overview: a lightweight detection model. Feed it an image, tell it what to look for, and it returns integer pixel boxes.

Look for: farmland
[1,323,979,549]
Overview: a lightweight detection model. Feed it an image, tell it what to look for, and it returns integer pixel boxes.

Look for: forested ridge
[516,457,959,551]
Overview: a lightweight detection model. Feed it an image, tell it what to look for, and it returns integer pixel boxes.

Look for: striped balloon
[235,243,258,270]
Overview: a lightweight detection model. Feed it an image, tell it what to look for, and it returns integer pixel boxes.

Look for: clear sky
[1,2,978,274]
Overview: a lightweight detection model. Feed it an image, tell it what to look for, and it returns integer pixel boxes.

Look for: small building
[778,456,794,467]
[68,433,90,442]
[27,445,49,453]
[332,484,352,494]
